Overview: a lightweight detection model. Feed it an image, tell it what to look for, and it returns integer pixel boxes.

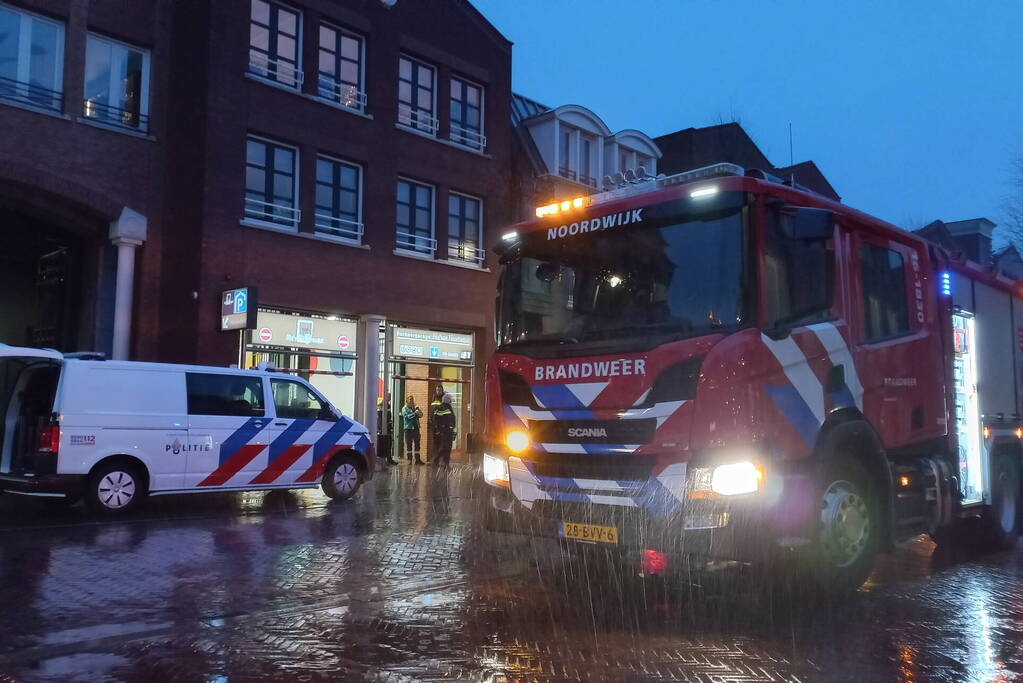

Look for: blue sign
[429,346,440,358]
[234,290,248,314]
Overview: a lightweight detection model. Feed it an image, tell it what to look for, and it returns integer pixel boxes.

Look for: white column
[108,207,147,360]
[358,314,385,437]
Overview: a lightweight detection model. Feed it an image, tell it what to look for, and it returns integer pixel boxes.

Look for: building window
[861,243,910,342]
[448,193,483,266]
[83,34,149,131]
[314,156,362,242]
[619,148,632,173]
[558,128,575,180]
[317,24,364,111]
[0,4,63,112]
[244,136,299,228]
[449,77,484,151]
[249,0,302,89]
[396,179,435,254]
[398,56,437,135]
[580,136,596,187]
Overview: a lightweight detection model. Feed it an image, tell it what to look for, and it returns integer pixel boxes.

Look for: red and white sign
[259,327,273,343]
[338,335,350,350]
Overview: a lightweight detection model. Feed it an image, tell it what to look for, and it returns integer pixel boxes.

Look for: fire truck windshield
[498,207,747,351]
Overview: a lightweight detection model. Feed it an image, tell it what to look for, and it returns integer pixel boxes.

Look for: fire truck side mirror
[789,207,835,241]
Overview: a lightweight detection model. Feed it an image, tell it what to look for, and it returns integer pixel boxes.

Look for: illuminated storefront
[244,308,359,417]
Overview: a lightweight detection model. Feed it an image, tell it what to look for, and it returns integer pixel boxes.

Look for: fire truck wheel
[803,454,880,593]
[86,460,146,515]
[984,452,1021,551]
[322,456,363,501]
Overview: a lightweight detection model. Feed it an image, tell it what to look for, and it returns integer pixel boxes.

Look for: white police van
[0,345,374,514]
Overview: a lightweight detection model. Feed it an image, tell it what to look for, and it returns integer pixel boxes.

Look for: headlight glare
[710,461,763,496]
[482,453,510,487]
[505,429,530,453]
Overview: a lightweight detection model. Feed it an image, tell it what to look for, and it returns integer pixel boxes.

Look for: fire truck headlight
[710,461,764,496]
[505,429,530,453]
[483,453,510,487]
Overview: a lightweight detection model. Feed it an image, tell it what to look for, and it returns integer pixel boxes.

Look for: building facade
[0,0,515,455]
[510,93,662,221]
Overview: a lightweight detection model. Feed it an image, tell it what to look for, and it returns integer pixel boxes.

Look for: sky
[472,0,1022,244]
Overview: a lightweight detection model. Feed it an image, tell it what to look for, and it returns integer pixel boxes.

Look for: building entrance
[385,325,474,464]
[0,210,85,351]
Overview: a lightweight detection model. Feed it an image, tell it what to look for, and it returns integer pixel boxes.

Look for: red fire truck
[481,163,1023,591]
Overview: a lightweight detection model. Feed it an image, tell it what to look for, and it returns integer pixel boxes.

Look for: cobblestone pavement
[0,463,1021,682]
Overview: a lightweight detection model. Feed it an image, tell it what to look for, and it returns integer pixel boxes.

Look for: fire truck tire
[322,456,363,501]
[801,453,881,593]
[983,452,1021,551]
[86,459,146,515]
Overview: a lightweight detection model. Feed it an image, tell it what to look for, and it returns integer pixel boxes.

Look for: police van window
[186,374,265,417]
[861,243,910,341]
[272,379,329,420]
[763,209,833,328]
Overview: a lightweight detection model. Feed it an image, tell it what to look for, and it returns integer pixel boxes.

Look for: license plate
[559,521,619,544]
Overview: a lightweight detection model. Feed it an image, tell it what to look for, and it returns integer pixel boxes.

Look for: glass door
[388,361,472,463]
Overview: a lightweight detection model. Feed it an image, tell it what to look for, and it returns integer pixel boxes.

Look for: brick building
[0,0,515,454]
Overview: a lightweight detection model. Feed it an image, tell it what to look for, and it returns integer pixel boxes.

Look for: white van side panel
[56,363,188,490]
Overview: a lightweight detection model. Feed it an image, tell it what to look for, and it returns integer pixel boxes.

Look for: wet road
[0,464,1020,682]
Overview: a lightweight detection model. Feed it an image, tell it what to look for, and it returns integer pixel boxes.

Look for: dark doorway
[0,211,84,351]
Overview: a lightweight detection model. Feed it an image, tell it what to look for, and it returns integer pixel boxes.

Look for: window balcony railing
[396,230,437,254]
[82,99,149,132]
[579,174,597,188]
[314,213,364,242]
[449,124,486,152]
[248,53,304,89]
[244,197,300,227]
[316,76,367,111]
[0,76,62,113]
[448,240,486,266]
[558,167,577,181]
[397,105,439,136]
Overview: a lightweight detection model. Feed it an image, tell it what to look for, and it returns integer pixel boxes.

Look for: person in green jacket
[400,395,424,464]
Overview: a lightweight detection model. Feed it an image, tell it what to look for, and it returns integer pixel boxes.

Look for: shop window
[271,379,328,420]
[83,34,149,131]
[448,193,483,266]
[449,77,484,150]
[244,136,299,228]
[0,4,64,112]
[861,243,910,341]
[398,56,436,135]
[317,23,364,110]
[396,179,435,255]
[314,155,362,242]
[249,0,302,89]
[186,374,265,417]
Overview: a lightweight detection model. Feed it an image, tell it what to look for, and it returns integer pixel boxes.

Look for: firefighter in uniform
[430,393,456,468]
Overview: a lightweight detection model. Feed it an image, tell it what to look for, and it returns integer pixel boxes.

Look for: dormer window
[558,128,575,181]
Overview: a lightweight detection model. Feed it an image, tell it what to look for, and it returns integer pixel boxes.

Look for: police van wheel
[322,457,362,501]
[87,461,145,514]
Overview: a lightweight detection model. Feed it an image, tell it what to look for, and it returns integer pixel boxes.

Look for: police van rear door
[0,347,62,475]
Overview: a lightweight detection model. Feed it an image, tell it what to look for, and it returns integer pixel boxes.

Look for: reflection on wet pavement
[0,464,1020,681]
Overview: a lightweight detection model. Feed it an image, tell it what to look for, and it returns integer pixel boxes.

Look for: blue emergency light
[940,271,952,297]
